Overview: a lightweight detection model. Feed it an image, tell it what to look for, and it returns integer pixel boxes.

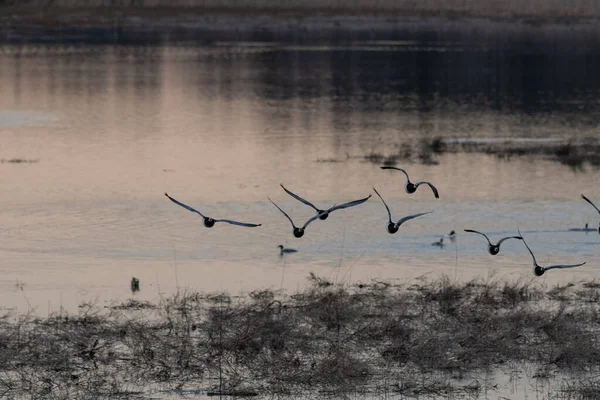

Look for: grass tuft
[1,275,599,397]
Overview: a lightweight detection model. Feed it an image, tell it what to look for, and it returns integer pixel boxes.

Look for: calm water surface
[1,43,600,315]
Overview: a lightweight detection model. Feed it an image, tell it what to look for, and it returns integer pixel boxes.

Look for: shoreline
[3,7,600,46]
[1,275,600,398]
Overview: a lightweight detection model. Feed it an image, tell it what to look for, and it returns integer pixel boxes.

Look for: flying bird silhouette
[581,194,600,234]
[380,166,439,198]
[373,187,433,234]
[464,229,522,255]
[164,193,261,228]
[280,184,371,220]
[518,229,586,276]
[269,198,320,238]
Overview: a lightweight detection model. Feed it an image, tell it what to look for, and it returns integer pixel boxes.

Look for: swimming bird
[448,230,456,242]
[269,198,320,238]
[518,229,586,277]
[280,184,371,220]
[432,237,444,247]
[165,193,261,228]
[581,194,600,234]
[380,166,439,198]
[373,187,433,234]
[463,229,522,255]
[278,245,298,255]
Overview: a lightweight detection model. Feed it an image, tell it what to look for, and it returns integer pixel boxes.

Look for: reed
[0,276,599,398]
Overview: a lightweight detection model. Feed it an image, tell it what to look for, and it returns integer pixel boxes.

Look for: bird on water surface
[518,229,586,277]
[373,187,433,234]
[280,184,371,220]
[164,193,261,228]
[278,245,298,255]
[380,166,439,198]
[463,229,522,255]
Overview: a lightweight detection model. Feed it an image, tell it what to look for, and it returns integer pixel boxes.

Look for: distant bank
[2,3,600,46]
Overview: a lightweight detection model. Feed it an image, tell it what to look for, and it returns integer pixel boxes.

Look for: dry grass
[1,276,600,398]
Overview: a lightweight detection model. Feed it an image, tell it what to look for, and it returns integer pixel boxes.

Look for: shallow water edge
[2,10,600,49]
[3,275,600,399]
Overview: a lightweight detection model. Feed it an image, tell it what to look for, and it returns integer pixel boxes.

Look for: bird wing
[544,262,586,271]
[373,187,393,224]
[414,181,440,199]
[582,194,600,214]
[464,229,492,245]
[280,184,320,212]
[301,213,322,230]
[214,219,261,227]
[165,193,206,218]
[497,236,523,246]
[396,210,433,227]
[268,198,296,228]
[380,166,410,182]
[517,229,537,266]
[327,194,372,213]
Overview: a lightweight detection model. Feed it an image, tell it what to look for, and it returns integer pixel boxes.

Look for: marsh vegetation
[2,275,600,398]
[362,137,600,171]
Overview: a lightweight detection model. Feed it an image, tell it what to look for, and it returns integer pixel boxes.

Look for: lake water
[1,42,600,316]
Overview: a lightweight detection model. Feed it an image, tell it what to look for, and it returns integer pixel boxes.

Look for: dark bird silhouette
[278,245,298,255]
[373,187,433,234]
[380,166,439,198]
[165,193,261,228]
[464,229,522,255]
[280,184,371,220]
[518,229,586,276]
[269,198,320,238]
[581,194,600,234]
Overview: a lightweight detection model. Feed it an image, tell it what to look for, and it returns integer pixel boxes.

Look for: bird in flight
[380,166,439,198]
[463,229,522,255]
[164,193,261,228]
[280,184,371,220]
[373,187,433,234]
[581,194,600,234]
[518,229,586,276]
[269,198,320,238]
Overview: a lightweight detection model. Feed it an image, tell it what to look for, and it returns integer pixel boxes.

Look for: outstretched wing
[380,166,410,183]
[281,184,320,212]
[414,181,440,199]
[517,229,537,266]
[165,193,206,218]
[497,236,523,247]
[328,194,372,213]
[301,213,322,230]
[214,219,261,228]
[396,210,433,226]
[268,198,296,228]
[396,210,434,227]
[582,194,600,214]
[373,187,393,224]
[464,229,492,245]
[544,262,586,271]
